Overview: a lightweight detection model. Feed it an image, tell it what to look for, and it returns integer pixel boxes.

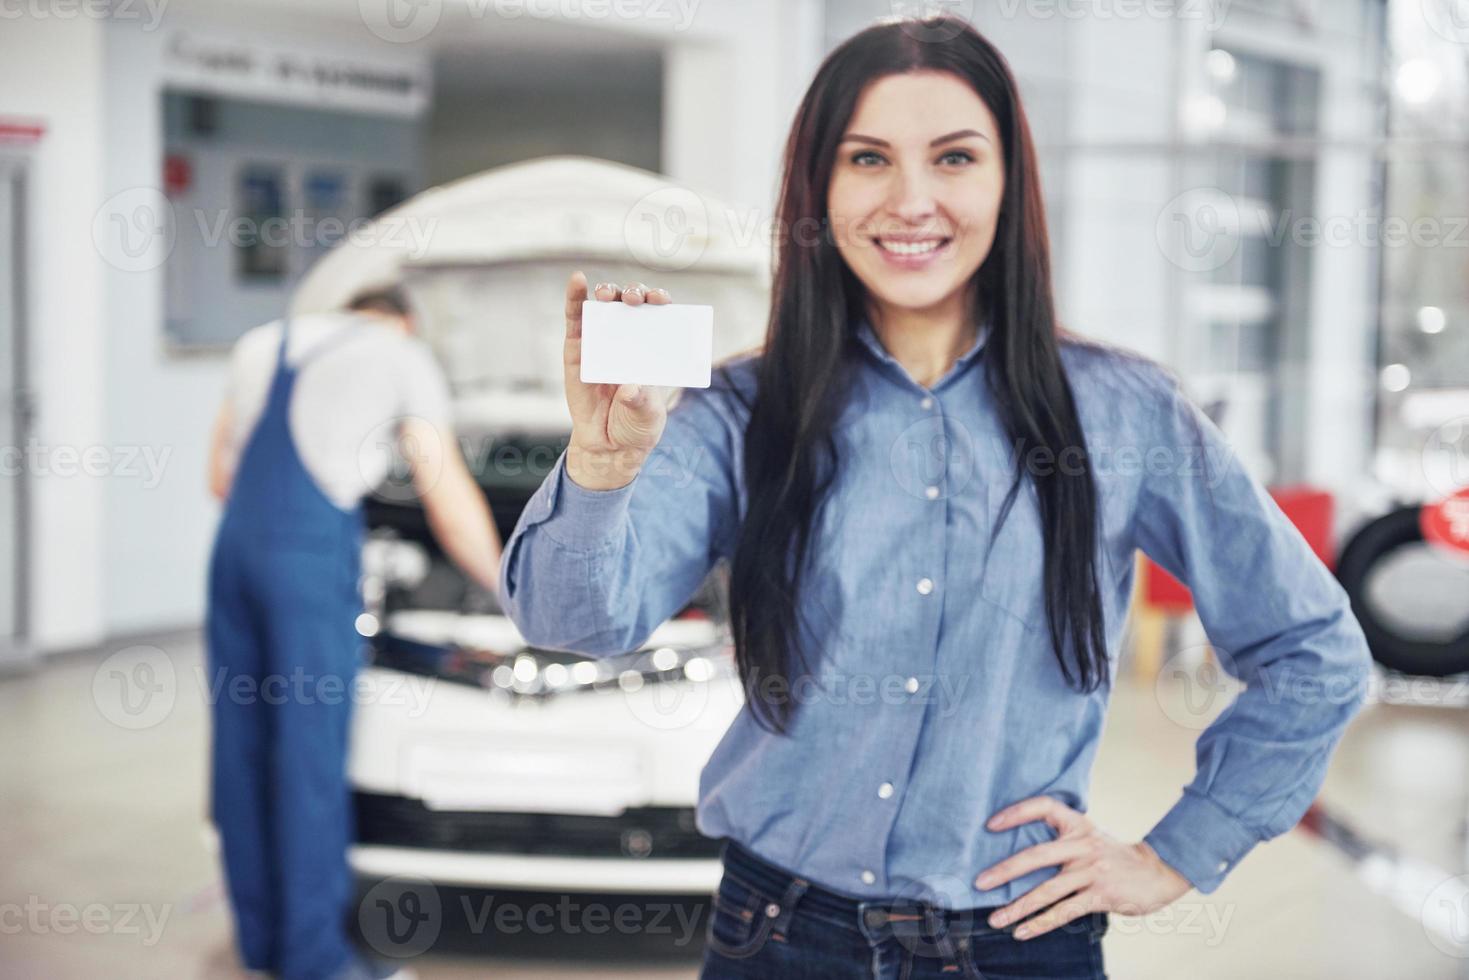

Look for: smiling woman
[497,11,1373,980]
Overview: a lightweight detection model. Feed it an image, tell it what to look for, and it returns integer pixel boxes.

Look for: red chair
[1133,486,1336,677]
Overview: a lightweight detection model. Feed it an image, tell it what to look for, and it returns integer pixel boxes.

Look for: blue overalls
[206,320,366,980]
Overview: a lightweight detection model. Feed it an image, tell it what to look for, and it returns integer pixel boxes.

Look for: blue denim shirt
[498,317,1372,907]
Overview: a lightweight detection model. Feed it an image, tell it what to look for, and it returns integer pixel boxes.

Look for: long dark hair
[727,15,1109,735]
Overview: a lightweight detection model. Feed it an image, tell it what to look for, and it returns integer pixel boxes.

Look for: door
[0,156,31,666]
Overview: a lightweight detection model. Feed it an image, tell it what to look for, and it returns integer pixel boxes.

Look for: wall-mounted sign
[163,32,430,118]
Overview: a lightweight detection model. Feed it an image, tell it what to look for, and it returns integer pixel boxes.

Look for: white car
[289,156,769,894]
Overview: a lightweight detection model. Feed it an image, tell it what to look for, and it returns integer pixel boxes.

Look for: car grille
[354,791,721,860]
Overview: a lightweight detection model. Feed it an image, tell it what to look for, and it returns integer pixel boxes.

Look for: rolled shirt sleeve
[1133,371,1373,894]
[497,373,744,657]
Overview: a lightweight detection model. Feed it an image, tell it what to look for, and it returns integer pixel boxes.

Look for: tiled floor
[3,632,1467,979]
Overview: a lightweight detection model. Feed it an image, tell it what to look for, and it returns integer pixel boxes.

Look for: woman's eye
[939,150,975,166]
[852,150,884,166]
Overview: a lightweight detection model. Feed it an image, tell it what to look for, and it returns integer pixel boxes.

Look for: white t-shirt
[224,312,453,510]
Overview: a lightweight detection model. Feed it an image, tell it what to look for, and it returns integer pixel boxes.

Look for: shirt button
[905,676,919,693]
[878,782,894,799]
[765,902,781,918]
[924,485,940,500]
[1217,860,1229,872]
[861,869,876,885]
[916,577,934,595]
[919,396,935,411]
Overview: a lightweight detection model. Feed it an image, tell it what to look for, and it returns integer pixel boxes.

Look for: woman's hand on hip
[973,795,1192,940]
[562,271,674,491]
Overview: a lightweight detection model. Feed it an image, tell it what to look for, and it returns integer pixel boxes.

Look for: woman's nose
[886,169,938,223]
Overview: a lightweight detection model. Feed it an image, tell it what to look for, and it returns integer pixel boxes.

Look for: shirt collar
[853,313,991,388]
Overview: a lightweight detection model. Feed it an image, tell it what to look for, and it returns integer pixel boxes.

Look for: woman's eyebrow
[840,129,991,147]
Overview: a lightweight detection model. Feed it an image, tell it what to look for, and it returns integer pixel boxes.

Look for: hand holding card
[561,272,686,492]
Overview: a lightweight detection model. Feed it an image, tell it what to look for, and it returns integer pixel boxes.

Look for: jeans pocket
[704,872,778,960]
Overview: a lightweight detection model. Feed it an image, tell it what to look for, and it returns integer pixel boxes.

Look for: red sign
[1421,487,1469,560]
[164,154,192,196]
[0,119,45,144]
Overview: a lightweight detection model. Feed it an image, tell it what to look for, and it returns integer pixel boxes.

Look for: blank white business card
[579,300,713,388]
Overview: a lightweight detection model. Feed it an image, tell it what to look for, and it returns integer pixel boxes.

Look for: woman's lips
[873,236,954,270]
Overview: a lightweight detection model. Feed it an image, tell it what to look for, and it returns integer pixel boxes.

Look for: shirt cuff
[1142,789,1261,895]
[529,450,638,553]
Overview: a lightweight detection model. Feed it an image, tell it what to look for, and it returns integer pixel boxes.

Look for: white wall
[0,17,109,652]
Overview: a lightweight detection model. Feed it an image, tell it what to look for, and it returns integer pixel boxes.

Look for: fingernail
[976,874,995,889]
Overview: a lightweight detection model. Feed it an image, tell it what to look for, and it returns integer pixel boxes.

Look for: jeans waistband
[718,837,1007,938]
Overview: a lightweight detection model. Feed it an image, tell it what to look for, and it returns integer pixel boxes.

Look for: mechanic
[204,286,501,980]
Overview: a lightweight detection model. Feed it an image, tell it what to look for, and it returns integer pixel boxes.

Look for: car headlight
[484,643,732,699]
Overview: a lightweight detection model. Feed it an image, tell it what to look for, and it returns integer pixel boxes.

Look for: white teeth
[879,239,944,256]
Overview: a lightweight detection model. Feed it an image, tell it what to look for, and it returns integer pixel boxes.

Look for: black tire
[1336,505,1469,677]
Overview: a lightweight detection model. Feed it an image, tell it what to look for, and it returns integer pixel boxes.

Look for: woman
[499,15,1371,979]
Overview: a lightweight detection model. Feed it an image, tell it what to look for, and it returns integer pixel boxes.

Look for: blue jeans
[700,838,1108,979]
